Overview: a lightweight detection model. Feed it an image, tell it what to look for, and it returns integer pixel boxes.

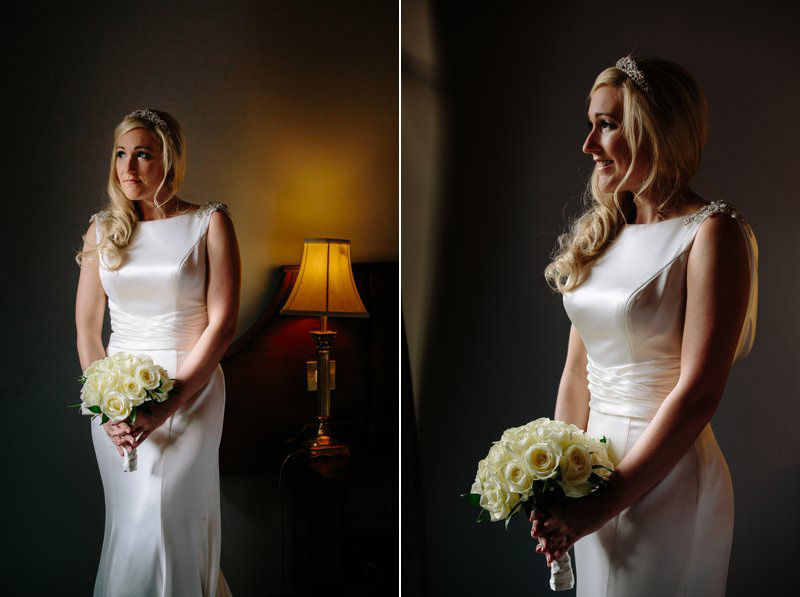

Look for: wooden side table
[284,435,398,595]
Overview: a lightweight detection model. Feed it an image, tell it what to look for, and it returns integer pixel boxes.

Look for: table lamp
[280,238,369,457]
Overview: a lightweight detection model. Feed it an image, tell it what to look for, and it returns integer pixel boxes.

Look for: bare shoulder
[692,211,748,262]
[207,205,239,257]
[688,211,750,299]
[208,206,235,235]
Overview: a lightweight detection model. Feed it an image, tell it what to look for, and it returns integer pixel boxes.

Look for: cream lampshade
[280,238,369,456]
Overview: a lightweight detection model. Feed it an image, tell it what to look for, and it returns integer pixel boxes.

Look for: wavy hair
[544,56,708,293]
[76,109,186,270]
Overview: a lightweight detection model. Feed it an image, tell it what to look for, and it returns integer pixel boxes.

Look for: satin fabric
[563,202,757,597]
[90,202,233,597]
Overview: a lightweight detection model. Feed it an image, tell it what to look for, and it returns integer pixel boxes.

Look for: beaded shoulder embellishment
[89,210,110,224]
[683,200,745,226]
[194,200,230,219]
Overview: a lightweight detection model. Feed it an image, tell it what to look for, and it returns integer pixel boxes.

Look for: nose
[582,126,599,155]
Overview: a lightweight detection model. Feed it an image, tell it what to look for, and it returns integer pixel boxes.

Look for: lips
[595,160,613,170]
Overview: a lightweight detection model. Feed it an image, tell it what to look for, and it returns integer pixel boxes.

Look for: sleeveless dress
[563,200,758,597]
[89,201,234,597]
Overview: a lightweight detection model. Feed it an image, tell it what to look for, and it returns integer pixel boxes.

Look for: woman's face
[115,127,166,203]
[582,85,650,194]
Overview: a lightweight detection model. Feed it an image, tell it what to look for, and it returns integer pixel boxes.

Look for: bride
[75,108,240,595]
[530,56,757,596]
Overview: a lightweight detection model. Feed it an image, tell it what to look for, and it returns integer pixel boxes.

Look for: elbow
[209,319,237,348]
[674,381,724,422]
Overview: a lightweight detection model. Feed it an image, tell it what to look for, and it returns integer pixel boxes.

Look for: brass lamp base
[299,416,350,458]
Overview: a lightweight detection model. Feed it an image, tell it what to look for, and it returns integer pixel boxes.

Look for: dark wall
[403,1,799,595]
[2,1,397,594]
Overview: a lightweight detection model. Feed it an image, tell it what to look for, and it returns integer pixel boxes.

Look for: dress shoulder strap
[193,201,231,219]
[684,199,758,362]
[89,210,111,224]
[682,199,745,227]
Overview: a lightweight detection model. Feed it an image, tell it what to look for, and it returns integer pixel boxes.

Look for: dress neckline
[137,208,200,223]
[625,204,708,227]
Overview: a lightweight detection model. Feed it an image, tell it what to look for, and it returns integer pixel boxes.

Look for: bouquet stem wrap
[549,553,574,591]
[122,447,138,473]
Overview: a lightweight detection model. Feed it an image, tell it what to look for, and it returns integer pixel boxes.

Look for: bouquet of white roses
[70,352,174,472]
[462,417,614,591]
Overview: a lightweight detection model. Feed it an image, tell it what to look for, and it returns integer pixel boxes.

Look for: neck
[631,188,702,224]
[136,196,180,221]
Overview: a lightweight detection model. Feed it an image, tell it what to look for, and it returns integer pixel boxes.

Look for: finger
[133,431,150,449]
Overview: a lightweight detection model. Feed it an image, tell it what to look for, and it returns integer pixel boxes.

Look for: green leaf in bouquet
[589,472,610,487]
[66,403,83,408]
[88,405,101,414]
[131,407,137,425]
[475,508,491,524]
[460,493,482,506]
[600,436,607,443]
[101,413,109,425]
[504,501,523,530]
[592,464,613,473]
[78,376,87,384]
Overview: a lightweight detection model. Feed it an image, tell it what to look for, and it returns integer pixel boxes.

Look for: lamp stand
[302,316,350,458]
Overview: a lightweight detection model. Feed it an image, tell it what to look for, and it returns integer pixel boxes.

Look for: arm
[76,221,131,455]
[553,324,590,430]
[75,220,107,371]
[130,209,241,446]
[536,214,751,559]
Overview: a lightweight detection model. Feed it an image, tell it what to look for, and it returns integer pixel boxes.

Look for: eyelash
[116,151,152,159]
[587,120,615,131]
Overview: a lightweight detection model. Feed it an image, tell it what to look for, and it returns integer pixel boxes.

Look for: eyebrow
[588,112,617,119]
[116,145,154,150]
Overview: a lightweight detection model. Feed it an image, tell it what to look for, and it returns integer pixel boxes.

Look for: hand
[129,400,173,449]
[530,509,562,567]
[102,420,136,457]
[530,491,616,562]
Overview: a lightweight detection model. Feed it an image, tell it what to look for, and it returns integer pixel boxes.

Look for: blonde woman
[529,57,757,596]
[75,109,240,596]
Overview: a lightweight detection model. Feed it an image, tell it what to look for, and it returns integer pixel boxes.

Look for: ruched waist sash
[586,356,681,420]
[107,301,208,351]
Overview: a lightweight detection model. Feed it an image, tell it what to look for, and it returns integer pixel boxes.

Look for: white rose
[557,443,594,498]
[102,390,131,423]
[156,367,174,397]
[522,441,561,480]
[504,429,538,459]
[80,384,101,415]
[135,353,155,366]
[486,442,515,477]
[134,364,160,390]
[479,475,520,522]
[504,461,533,495]
[587,440,614,482]
[96,370,119,395]
[470,478,483,495]
[472,458,490,492]
[121,376,147,406]
[83,358,104,379]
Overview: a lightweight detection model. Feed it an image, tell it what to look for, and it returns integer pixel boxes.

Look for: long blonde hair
[76,109,186,270]
[544,57,708,293]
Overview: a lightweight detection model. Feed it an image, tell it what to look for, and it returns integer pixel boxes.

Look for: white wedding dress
[89,201,233,597]
[563,200,758,597]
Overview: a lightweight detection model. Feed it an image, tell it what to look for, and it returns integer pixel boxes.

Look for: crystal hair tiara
[615,56,655,102]
[125,108,173,138]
